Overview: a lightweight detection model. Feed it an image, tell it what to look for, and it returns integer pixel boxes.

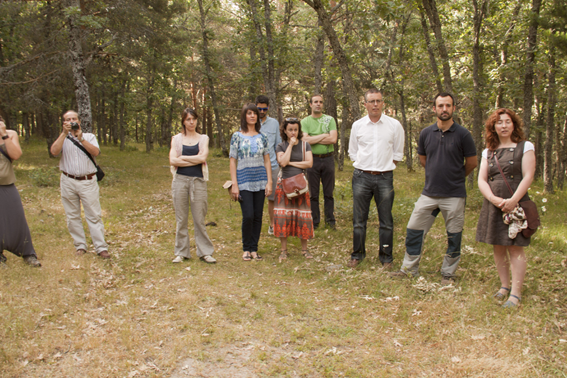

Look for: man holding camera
[50,111,110,259]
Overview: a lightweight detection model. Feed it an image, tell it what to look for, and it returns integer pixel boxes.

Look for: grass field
[1,139,566,377]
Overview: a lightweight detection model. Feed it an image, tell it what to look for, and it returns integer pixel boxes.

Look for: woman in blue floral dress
[229,104,273,261]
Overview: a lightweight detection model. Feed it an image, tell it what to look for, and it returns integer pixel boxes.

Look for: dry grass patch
[0,140,565,377]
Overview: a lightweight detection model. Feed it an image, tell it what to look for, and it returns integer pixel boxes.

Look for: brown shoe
[381,262,394,271]
[347,258,360,268]
[98,250,111,259]
[388,270,411,279]
[76,249,87,256]
[441,276,455,286]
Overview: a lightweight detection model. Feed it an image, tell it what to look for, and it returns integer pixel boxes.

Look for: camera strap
[0,145,12,163]
[66,135,97,168]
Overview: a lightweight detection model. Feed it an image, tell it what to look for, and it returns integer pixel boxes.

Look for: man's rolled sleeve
[392,122,405,162]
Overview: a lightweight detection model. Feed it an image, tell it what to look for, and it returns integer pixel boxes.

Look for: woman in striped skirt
[274,117,314,262]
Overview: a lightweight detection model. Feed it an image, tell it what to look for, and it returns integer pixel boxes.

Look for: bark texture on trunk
[66,0,93,133]
[418,5,442,93]
[198,0,227,157]
[544,47,555,194]
[422,0,452,93]
[522,0,543,139]
[304,0,361,126]
[495,0,522,109]
[471,0,488,185]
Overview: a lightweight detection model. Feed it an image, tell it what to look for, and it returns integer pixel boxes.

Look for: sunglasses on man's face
[257,107,268,112]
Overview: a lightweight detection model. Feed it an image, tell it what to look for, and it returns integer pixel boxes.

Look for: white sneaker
[268,226,274,235]
[200,255,216,264]
[172,256,184,263]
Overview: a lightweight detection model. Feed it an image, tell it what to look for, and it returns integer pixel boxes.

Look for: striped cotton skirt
[273,178,314,240]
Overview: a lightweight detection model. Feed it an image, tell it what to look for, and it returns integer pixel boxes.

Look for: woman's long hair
[181,108,200,134]
[240,103,261,133]
[484,108,525,150]
[280,116,303,142]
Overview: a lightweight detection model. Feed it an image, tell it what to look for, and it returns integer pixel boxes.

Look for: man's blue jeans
[352,169,395,264]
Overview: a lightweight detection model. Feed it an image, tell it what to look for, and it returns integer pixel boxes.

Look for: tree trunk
[544,47,555,194]
[558,116,567,190]
[112,90,118,145]
[247,0,279,118]
[418,5,442,93]
[313,19,325,95]
[522,0,543,139]
[304,0,361,125]
[100,86,107,145]
[145,71,154,153]
[534,93,546,180]
[422,0,452,93]
[198,0,228,157]
[22,112,30,142]
[471,0,488,187]
[495,0,522,108]
[65,0,93,133]
[119,79,126,151]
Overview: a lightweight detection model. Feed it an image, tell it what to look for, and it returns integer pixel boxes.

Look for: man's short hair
[309,94,323,104]
[255,95,269,105]
[364,88,383,102]
[434,92,455,107]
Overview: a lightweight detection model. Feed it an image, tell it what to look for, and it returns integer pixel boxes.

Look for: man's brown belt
[62,171,96,180]
[312,152,333,158]
[361,170,392,175]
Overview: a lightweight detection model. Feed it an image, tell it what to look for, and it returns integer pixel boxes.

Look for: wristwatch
[79,136,85,142]
[1,135,8,140]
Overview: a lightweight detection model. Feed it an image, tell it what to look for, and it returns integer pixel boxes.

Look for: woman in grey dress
[476,109,535,308]
[0,116,41,267]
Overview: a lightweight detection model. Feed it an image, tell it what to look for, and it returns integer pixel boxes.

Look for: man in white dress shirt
[50,111,110,259]
[347,89,404,268]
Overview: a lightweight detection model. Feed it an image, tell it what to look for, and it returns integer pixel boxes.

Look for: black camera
[70,122,79,130]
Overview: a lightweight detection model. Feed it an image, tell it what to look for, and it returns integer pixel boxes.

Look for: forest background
[1,0,567,191]
[1,1,567,376]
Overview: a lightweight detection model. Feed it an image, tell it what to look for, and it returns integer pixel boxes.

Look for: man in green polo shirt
[301,94,338,229]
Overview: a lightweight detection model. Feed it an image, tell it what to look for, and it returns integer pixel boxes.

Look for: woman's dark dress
[476,141,530,246]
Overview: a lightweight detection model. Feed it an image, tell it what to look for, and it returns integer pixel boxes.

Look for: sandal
[493,286,511,300]
[279,250,287,263]
[502,294,521,309]
[302,250,313,259]
[242,252,252,261]
[251,252,263,261]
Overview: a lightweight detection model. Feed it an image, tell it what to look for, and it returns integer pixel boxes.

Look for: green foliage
[27,166,60,187]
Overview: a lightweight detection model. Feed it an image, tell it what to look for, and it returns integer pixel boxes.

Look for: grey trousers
[172,174,214,258]
[60,174,108,253]
[401,195,465,278]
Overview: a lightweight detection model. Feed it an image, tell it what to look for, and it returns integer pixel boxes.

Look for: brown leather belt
[62,171,96,180]
[361,170,392,175]
[312,152,334,158]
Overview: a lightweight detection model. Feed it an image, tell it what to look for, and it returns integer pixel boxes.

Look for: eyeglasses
[285,118,300,123]
[257,107,268,111]
[366,99,384,105]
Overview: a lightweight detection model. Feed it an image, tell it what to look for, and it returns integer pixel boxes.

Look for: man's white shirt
[59,133,100,176]
[348,114,404,172]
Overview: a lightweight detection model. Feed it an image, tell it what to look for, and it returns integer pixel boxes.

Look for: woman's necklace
[183,132,200,145]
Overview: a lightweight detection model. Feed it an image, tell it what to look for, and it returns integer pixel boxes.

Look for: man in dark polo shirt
[390,93,477,284]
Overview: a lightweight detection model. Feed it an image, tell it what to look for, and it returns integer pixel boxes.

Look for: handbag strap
[66,135,97,167]
[491,151,514,196]
[0,145,12,163]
